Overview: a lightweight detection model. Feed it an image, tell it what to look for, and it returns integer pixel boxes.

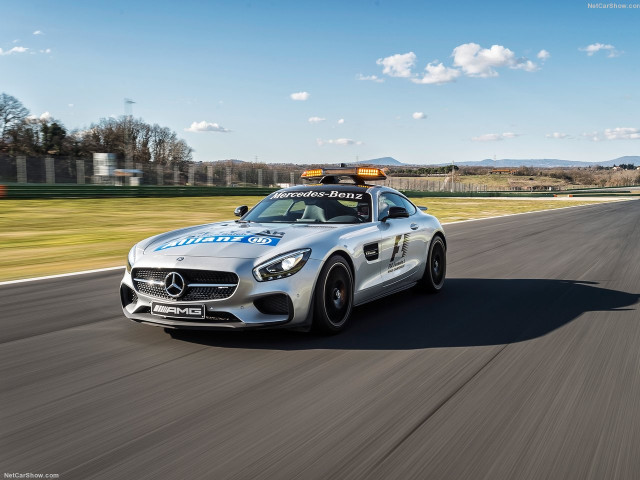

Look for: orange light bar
[301,169,323,178]
[356,167,386,178]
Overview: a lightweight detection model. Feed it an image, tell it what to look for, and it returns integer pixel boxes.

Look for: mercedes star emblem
[164,272,186,298]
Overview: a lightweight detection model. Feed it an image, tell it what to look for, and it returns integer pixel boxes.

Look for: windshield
[243,189,372,224]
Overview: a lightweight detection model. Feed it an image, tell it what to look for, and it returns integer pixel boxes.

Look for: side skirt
[354,281,417,307]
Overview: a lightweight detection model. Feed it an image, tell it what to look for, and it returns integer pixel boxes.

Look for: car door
[377,192,427,287]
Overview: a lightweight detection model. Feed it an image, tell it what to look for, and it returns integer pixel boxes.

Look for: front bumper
[120,255,320,330]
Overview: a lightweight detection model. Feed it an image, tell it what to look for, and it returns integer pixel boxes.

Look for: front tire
[312,255,354,334]
[421,235,446,293]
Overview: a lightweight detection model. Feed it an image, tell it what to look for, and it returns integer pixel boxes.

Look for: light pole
[451,159,455,193]
[124,98,135,184]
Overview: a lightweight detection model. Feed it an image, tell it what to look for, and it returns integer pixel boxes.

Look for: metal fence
[371,177,488,193]
[0,155,493,192]
[0,156,307,189]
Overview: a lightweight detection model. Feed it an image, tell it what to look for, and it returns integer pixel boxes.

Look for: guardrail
[403,190,555,198]
[0,184,279,199]
[2,184,636,200]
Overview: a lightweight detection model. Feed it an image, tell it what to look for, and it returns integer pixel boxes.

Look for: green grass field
[0,196,612,281]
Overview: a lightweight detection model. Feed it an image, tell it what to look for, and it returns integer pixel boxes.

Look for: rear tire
[421,235,446,293]
[312,255,354,334]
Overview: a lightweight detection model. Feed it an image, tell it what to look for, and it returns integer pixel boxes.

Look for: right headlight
[253,249,311,282]
[126,245,138,273]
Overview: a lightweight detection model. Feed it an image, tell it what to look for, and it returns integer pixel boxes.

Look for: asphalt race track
[2,200,639,480]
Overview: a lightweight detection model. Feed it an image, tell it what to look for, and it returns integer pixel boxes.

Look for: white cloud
[452,43,538,77]
[290,91,310,101]
[376,52,416,78]
[472,132,520,142]
[0,46,29,56]
[376,44,540,84]
[512,59,538,72]
[412,112,426,120]
[546,132,569,139]
[39,48,52,54]
[537,49,551,61]
[580,43,620,58]
[317,138,363,146]
[28,112,53,122]
[582,131,600,142]
[68,103,74,108]
[452,43,514,77]
[185,121,231,133]
[583,128,640,141]
[337,118,345,124]
[412,62,461,85]
[33,30,43,35]
[308,116,326,124]
[357,74,384,83]
[604,127,640,140]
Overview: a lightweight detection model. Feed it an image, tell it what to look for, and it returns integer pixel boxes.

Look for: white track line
[0,266,125,286]
[1,198,634,286]
[442,198,632,226]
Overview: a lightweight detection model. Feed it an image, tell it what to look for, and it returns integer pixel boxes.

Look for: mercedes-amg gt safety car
[120,166,446,334]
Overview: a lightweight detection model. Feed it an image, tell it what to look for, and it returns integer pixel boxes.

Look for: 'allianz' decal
[155,235,280,251]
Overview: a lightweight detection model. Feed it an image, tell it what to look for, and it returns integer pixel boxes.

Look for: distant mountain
[441,157,639,168]
[355,157,405,166]
[355,156,638,168]
[208,159,246,164]
[451,158,584,167]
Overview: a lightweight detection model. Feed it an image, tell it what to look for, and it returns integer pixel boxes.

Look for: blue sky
[1,0,638,164]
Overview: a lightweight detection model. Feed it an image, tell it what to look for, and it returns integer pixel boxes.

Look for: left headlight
[253,249,311,282]
[126,245,138,273]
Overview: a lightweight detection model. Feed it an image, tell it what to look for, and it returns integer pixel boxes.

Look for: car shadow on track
[167,278,639,351]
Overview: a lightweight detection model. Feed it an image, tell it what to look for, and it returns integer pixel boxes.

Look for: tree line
[0,93,193,166]
[389,165,459,176]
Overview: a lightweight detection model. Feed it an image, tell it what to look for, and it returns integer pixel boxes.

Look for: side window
[397,195,417,215]
[261,199,293,217]
[289,200,305,213]
[378,193,416,220]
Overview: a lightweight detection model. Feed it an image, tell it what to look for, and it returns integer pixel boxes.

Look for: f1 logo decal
[390,234,409,262]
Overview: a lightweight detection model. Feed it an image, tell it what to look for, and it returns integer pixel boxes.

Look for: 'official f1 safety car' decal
[388,234,410,273]
[155,235,281,251]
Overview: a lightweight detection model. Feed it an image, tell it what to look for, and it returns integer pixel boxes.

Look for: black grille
[205,311,239,322]
[254,294,291,315]
[120,284,138,307]
[132,268,238,301]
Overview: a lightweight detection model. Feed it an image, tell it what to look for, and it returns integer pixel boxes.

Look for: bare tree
[74,117,192,165]
[0,93,30,149]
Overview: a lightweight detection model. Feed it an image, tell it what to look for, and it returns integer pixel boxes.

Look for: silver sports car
[120,166,446,333]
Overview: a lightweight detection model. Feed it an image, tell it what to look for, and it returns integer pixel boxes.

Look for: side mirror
[382,206,409,222]
[234,205,248,217]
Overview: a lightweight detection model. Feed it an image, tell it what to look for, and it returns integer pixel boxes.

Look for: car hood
[143,221,341,259]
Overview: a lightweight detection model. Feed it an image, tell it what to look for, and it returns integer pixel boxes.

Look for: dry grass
[456,174,568,189]
[0,196,611,281]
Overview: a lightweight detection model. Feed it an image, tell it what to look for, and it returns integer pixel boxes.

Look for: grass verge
[0,196,615,282]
